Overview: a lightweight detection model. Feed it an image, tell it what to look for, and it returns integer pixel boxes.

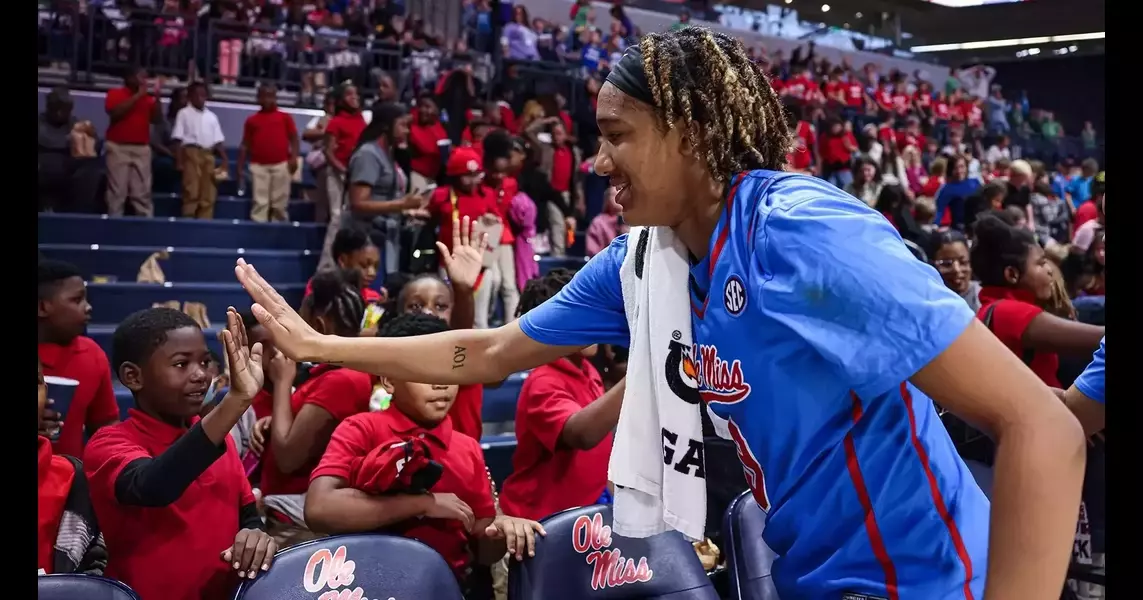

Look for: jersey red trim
[844,392,900,600]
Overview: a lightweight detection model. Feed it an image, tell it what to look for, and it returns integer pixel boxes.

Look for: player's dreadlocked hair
[516,268,576,318]
[639,27,791,177]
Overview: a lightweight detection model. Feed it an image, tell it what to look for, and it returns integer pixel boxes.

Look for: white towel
[610,226,708,542]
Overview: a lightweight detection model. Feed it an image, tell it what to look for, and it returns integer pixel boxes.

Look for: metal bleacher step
[86,281,306,323]
[153,193,318,222]
[38,213,325,251]
[40,244,319,285]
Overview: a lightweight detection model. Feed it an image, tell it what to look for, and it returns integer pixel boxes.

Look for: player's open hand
[235,259,324,362]
[437,215,487,292]
[219,307,264,402]
[483,515,546,561]
[221,528,277,579]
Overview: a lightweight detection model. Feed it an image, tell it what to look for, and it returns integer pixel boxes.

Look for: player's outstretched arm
[234,259,584,385]
[913,319,1085,600]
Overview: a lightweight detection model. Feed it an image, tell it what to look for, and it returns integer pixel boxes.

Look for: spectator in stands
[972,215,1104,388]
[1003,159,1035,231]
[38,86,104,214]
[261,269,373,547]
[523,116,580,257]
[499,269,624,521]
[844,155,881,207]
[1073,173,1105,251]
[586,186,626,257]
[902,145,926,195]
[986,86,1010,135]
[38,357,107,576]
[172,82,228,219]
[817,118,857,189]
[104,65,160,217]
[480,146,523,327]
[984,134,1010,165]
[213,0,251,85]
[1066,158,1099,209]
[319,82,368,269]
[407,93,450,191]
[85,308,275,600]
[929,229,981,313]
[152,86,187,195]
[934,154,981,229]
[1081,121,1098,155]
[306,223,384,306]
[305,312,545,593]
[38,260,120,458]
[304,92,337,224]
[238,83,300,223]
[344,102,428,275]
[1030,182,1072,247]
[428,147,499,279]
[504,5,540,61]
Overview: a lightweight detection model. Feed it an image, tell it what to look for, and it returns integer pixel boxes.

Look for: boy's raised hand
[436,215,487,292]
[221,528,277,579]
[219,307,264,402]
[483,515,546,561]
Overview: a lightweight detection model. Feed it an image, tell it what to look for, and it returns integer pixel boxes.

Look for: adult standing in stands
[407,93,450,193]
[104,65,160,217]
[38,87,104,213]
[319,83,368,270]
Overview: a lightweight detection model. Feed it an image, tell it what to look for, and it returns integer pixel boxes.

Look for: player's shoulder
[736,170,878,247]
[84,420,141,458]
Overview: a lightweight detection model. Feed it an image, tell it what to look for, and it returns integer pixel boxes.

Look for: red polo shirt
[104,87,156,145]
[499,357,610,521]
[260,365,373,496]
[550,146,574,193]
[326,112,367,168]
[408,120,449,179]
[428,186,498,250]
[84,409,254,600]
[243,109,297,165]
[251,388,273,421]
[451,384,484,441]
[977,286,1060,387]
[38,436,75,574]
[39,336,121,458]
[312,409,497,579]
[488,178,517,245]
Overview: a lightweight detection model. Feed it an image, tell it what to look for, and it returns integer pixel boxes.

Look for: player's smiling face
[593,82,698,227]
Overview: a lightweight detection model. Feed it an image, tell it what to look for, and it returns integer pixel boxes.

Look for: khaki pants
[266,515,325,549]
[474,244,519,328]
[547,196,569,257]
[105,141,153,216]
[250,161,291,222]
[318,170,346,270]
[181,147,218,219]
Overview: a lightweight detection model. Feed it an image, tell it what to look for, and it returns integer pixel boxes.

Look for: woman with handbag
[303,92,336,224]
[343,102,431,279]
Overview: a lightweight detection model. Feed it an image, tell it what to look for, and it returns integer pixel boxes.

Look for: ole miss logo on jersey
[664,333,751,405]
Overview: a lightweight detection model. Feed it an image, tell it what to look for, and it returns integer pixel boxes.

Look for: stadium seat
[509,504,719,600]
[234,534,465,600]
[37,213,326,251]
[153,194,317,222]
[85,281,306,323]
[721,491,779,600]
[40,244,319,285]
[38,574,142,600]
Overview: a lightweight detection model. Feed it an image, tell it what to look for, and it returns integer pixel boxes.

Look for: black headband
[605,45,656,107]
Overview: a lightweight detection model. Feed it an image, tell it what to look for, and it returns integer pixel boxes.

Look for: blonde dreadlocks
[638,27,791,179]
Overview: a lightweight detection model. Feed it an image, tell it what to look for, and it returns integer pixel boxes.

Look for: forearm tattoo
[452,346,467,370]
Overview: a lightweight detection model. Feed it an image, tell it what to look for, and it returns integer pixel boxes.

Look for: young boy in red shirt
[498,270,624,522]
[305,313,545,595]
[237,83,299,223]
[84,308,276,600]
[38,260,120,457]
[428,148,500,261]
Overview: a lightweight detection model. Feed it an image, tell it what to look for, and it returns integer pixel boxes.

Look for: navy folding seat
[721,491,779,600]
[38,574,142,600]
[509,504,718,600]
[234,534,464,600]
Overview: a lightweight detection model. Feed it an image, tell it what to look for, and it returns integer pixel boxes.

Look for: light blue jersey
[519,171,990,599]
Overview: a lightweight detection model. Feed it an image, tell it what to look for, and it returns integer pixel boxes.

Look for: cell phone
[415,184,438,196]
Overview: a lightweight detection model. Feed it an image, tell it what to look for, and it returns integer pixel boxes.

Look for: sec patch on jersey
[723,275,747,316]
